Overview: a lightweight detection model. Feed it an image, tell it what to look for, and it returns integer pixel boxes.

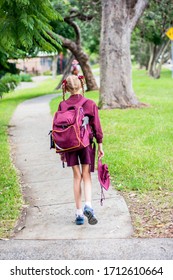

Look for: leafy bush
[0,73,21,97]
[43,70,52,76]
[20,73,32,82]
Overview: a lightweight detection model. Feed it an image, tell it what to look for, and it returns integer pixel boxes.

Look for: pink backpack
[51,98,90,153]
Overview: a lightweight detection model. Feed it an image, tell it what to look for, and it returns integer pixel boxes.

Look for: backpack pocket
[53,110,76,127]
[52,125,80,152]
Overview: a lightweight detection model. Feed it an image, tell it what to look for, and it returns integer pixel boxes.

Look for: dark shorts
[65,146,91,167]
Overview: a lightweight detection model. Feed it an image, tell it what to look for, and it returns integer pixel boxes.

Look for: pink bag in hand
[98,159,110,205]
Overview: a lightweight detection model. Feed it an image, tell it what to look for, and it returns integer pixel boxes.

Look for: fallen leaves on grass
[122,190,173,238]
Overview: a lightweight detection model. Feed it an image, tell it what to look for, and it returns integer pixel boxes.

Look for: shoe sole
[75,219,84,225]
[75,221,84,226]
[76,222,84,225]
[84,210,98,225]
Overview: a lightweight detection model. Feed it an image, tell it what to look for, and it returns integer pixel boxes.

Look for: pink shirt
[58,94,103,143]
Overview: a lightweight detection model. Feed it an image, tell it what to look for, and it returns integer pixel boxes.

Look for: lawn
[0,77,61,238]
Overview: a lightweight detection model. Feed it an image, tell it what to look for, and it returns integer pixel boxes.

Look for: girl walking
[58,75,104,225]
[70,59,80,76]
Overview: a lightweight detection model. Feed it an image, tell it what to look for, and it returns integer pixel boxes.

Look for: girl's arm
[98,143,104,159]
[90,103,104,158]
[89,103,103,144]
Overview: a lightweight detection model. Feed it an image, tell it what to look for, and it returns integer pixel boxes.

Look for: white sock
[76,209,83,216]
[85,201,92,208]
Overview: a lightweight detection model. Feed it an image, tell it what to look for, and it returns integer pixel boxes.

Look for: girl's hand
[98,143,104,159]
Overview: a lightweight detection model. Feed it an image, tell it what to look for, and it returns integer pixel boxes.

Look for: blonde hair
[62,75,85,100]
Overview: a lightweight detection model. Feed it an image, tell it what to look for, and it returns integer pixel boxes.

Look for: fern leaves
[0,0,63,56]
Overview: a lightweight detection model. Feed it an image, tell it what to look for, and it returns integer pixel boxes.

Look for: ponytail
[62,79,67,100]
[78,75,85,96]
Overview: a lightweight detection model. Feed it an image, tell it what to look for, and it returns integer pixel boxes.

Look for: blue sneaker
[83,206,98,225]
[75,215,84,225]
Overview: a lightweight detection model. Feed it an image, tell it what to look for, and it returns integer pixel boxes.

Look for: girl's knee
[81,165,91,180]
[74,173,82,181]
[72,166,82,180]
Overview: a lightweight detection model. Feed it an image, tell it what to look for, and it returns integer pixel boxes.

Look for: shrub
[0,73,21,98]
[43,70,52,76]
[20,73,32,82]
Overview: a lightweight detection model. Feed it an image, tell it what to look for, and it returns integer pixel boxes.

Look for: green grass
[50,68,173,193]
[0,76,61,238]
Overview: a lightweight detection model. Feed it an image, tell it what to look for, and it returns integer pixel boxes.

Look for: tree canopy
[0,0,62,60]
[0,0,62,96]
[132,0,173,77]
[52,0,101,57]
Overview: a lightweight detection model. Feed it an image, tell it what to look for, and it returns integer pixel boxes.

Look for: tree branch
[64,18,81,45]
[58,35,78,54]
[66,12,93,21]
[130,0,149,31]
[156,39,170,63]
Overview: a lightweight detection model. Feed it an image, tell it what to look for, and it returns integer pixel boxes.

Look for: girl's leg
[72,165,84,225]
[82,164,98,225]
[81,164,92,205]
[72,165,82,209]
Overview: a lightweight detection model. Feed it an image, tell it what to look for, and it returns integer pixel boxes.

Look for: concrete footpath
[0,93,173,260]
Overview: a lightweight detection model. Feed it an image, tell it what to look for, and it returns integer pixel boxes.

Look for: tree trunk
[100,0,148,109]
[148,44,157,77]
[59,37,98,91]
[74,49,98,91]
[52,55,58,79]
[148,41,170,79]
